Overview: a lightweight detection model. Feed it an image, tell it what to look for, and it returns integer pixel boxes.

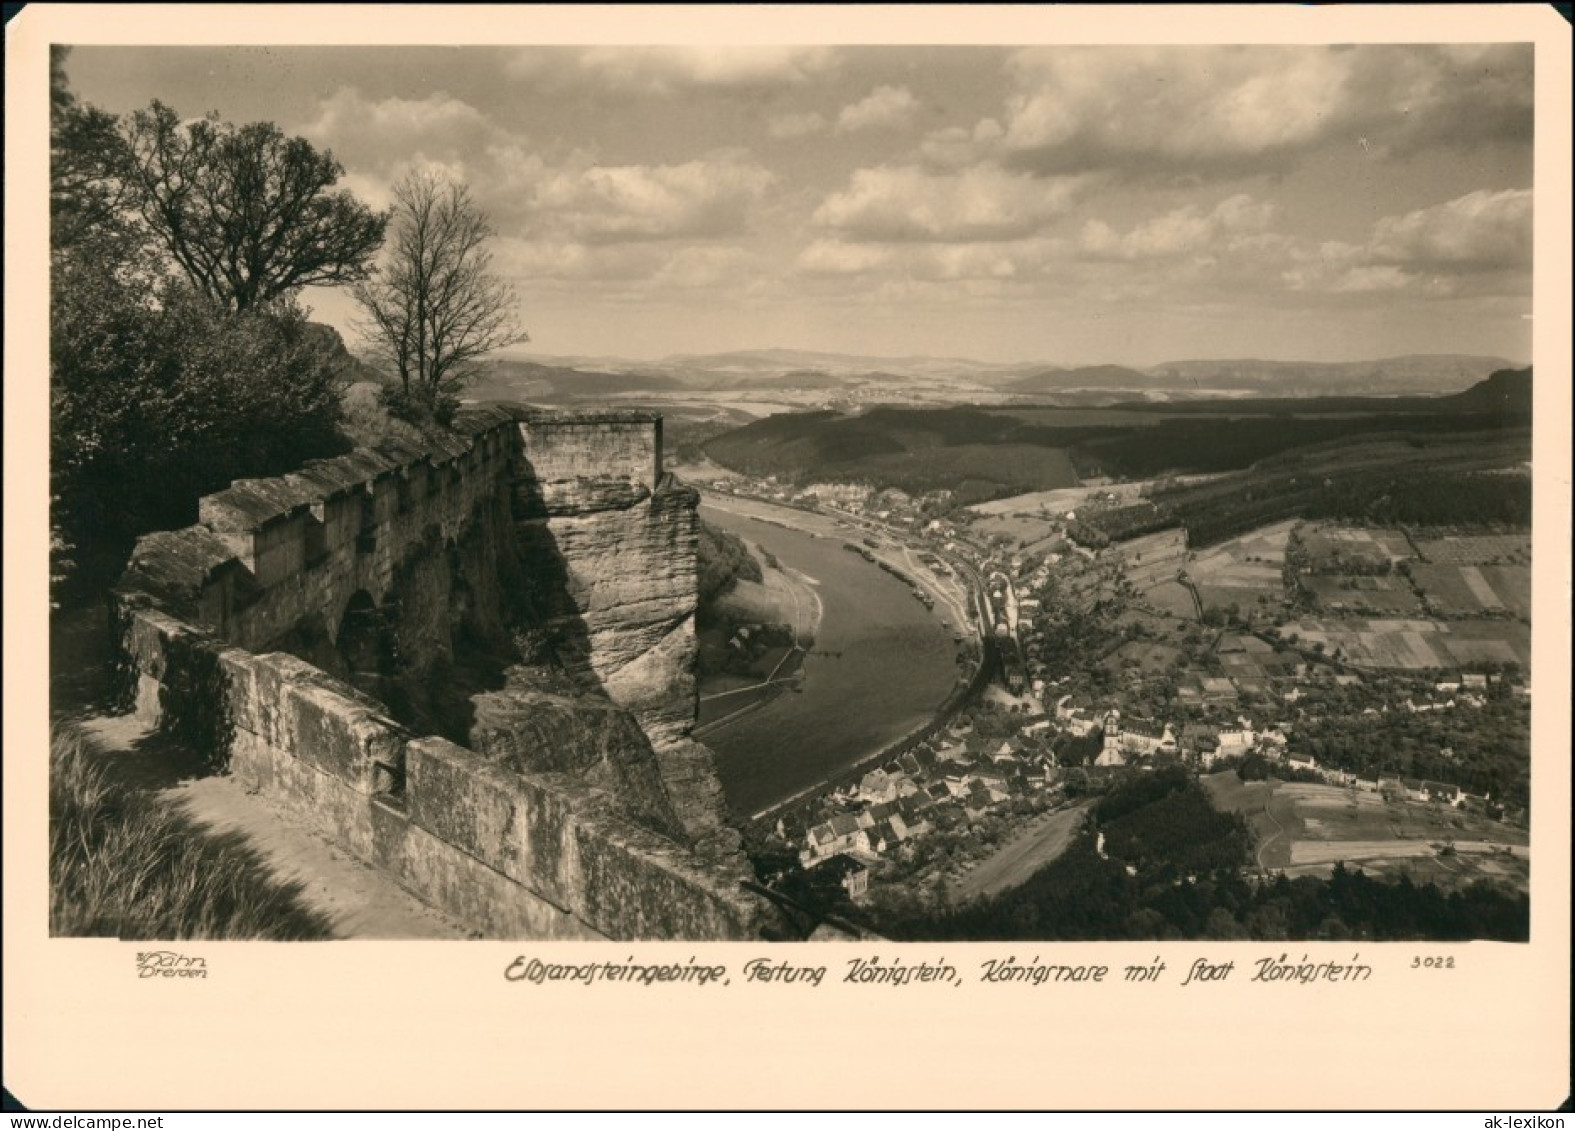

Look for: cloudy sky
[64,43,1534,365]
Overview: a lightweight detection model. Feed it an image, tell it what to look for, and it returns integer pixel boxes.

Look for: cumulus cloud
[835,85,919,134]
[813,164,1085,243]
[526,46,839,94]
[995,44,1532,177]
[650,245,763,289]
[918,119,1003,169]
[796,239,894,276]
[302,88,518,173]
[1279,189,1531,297]
[768,111,827,139]
[1079,194,1276,260]
[493,236,663,284]
[303,87,776,250]
[1329,265,1414,294]
[530,153,776,244]
[1367,189,1532,270]
[796,235,1070,285]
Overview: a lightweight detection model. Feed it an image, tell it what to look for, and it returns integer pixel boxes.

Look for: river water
[697,502,962,816]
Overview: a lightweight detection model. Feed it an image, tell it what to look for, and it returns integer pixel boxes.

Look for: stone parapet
[109,406,776,941]
[116,599,778,940]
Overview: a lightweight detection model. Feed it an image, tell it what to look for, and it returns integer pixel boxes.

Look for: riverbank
[696,498,964,817]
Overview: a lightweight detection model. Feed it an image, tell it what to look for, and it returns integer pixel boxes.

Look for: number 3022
[1411,956,1456,969]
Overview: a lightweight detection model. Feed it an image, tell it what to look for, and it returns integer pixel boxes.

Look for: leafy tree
[118,100,387,311]
[49,56,379,602]
[51,268,349,575]
[1204,906,1249,939]
[696,519,764,607]
[50,48,140,262]
[1237,752,1271,781]
[354,170,528,421]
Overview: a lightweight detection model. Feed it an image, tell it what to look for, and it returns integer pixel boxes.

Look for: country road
[948,801,1091,902]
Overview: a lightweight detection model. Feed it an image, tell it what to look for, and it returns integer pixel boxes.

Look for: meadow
[1201,774,1529,895]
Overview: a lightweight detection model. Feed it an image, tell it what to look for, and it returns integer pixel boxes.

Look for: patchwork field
[1411,563,1530,618]
[1115,527,1189,589]
[1175,519,1296,620]
[967,511,1064,549]
[1300,525,1416,571]
[1414,534,1531,565]
[1477,565,1532,618]
[1191,521,1294,575]
[1279,617,1531,670]
[1202,774,1529,894]
[1303,573,1425,615]
[1142,580,1199,619]
[1216,633,1302,680]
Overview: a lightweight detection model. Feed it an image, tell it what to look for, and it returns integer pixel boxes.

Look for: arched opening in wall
[337,591,398,689]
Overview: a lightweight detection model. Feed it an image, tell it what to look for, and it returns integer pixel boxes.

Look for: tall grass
[49,727,335,940]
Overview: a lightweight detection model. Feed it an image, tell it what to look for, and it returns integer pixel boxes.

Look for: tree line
[870,767,1528,942]
[50,48,525,602]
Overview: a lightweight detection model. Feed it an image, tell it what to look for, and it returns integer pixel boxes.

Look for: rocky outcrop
[650,738,744,862]
[468,678,685,842]
[514,475,701,747]
[512,473,740,851]
[509,413,735,848]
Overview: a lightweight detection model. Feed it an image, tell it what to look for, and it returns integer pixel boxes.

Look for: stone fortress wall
[111,406,791,941]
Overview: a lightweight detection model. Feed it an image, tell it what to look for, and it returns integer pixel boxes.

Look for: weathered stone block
[393,823,603,940]
[570,815,766,941]
[121,608,209,684]
[234,652,334,748]
[405,736,584,910]
[230,729,380,861]
[468,688,683,839]
[280,678,409,794]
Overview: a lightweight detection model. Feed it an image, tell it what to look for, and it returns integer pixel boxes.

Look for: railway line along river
[696,497,963,817]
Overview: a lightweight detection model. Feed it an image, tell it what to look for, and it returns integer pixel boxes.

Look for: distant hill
[1007,365,1155,395]
[651,347,1029,381]
[702,405,1081,505]
[483,347,1521,400]
[461,358,681,402]
[703,371,1533,503]
[1111,367,1534,419]
[1144,354,1516,395]
[499,346,1027,389]
[1436,367,1532,415]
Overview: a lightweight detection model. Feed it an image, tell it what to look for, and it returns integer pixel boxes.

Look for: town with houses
[698,467,1531,909]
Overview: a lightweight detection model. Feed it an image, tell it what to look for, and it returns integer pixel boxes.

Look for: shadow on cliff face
[263,453,692,846]
[474,459,690,842]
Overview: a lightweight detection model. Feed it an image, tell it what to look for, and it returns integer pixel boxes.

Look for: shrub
[51,268,352,600]
[49,727,334,940]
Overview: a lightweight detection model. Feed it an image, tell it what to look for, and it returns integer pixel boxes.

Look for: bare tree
[119,101,387,312]
[353,171,528,419]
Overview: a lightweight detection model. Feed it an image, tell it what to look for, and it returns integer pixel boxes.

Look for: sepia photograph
[7,4,1571,1112]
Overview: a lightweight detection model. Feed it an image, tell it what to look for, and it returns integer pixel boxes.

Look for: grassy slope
[50,728,334,940]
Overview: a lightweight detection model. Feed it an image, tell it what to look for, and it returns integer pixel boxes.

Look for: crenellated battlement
[111,406,789,942]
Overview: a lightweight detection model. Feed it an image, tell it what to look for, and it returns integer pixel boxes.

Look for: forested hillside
[873,768,1528,942]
